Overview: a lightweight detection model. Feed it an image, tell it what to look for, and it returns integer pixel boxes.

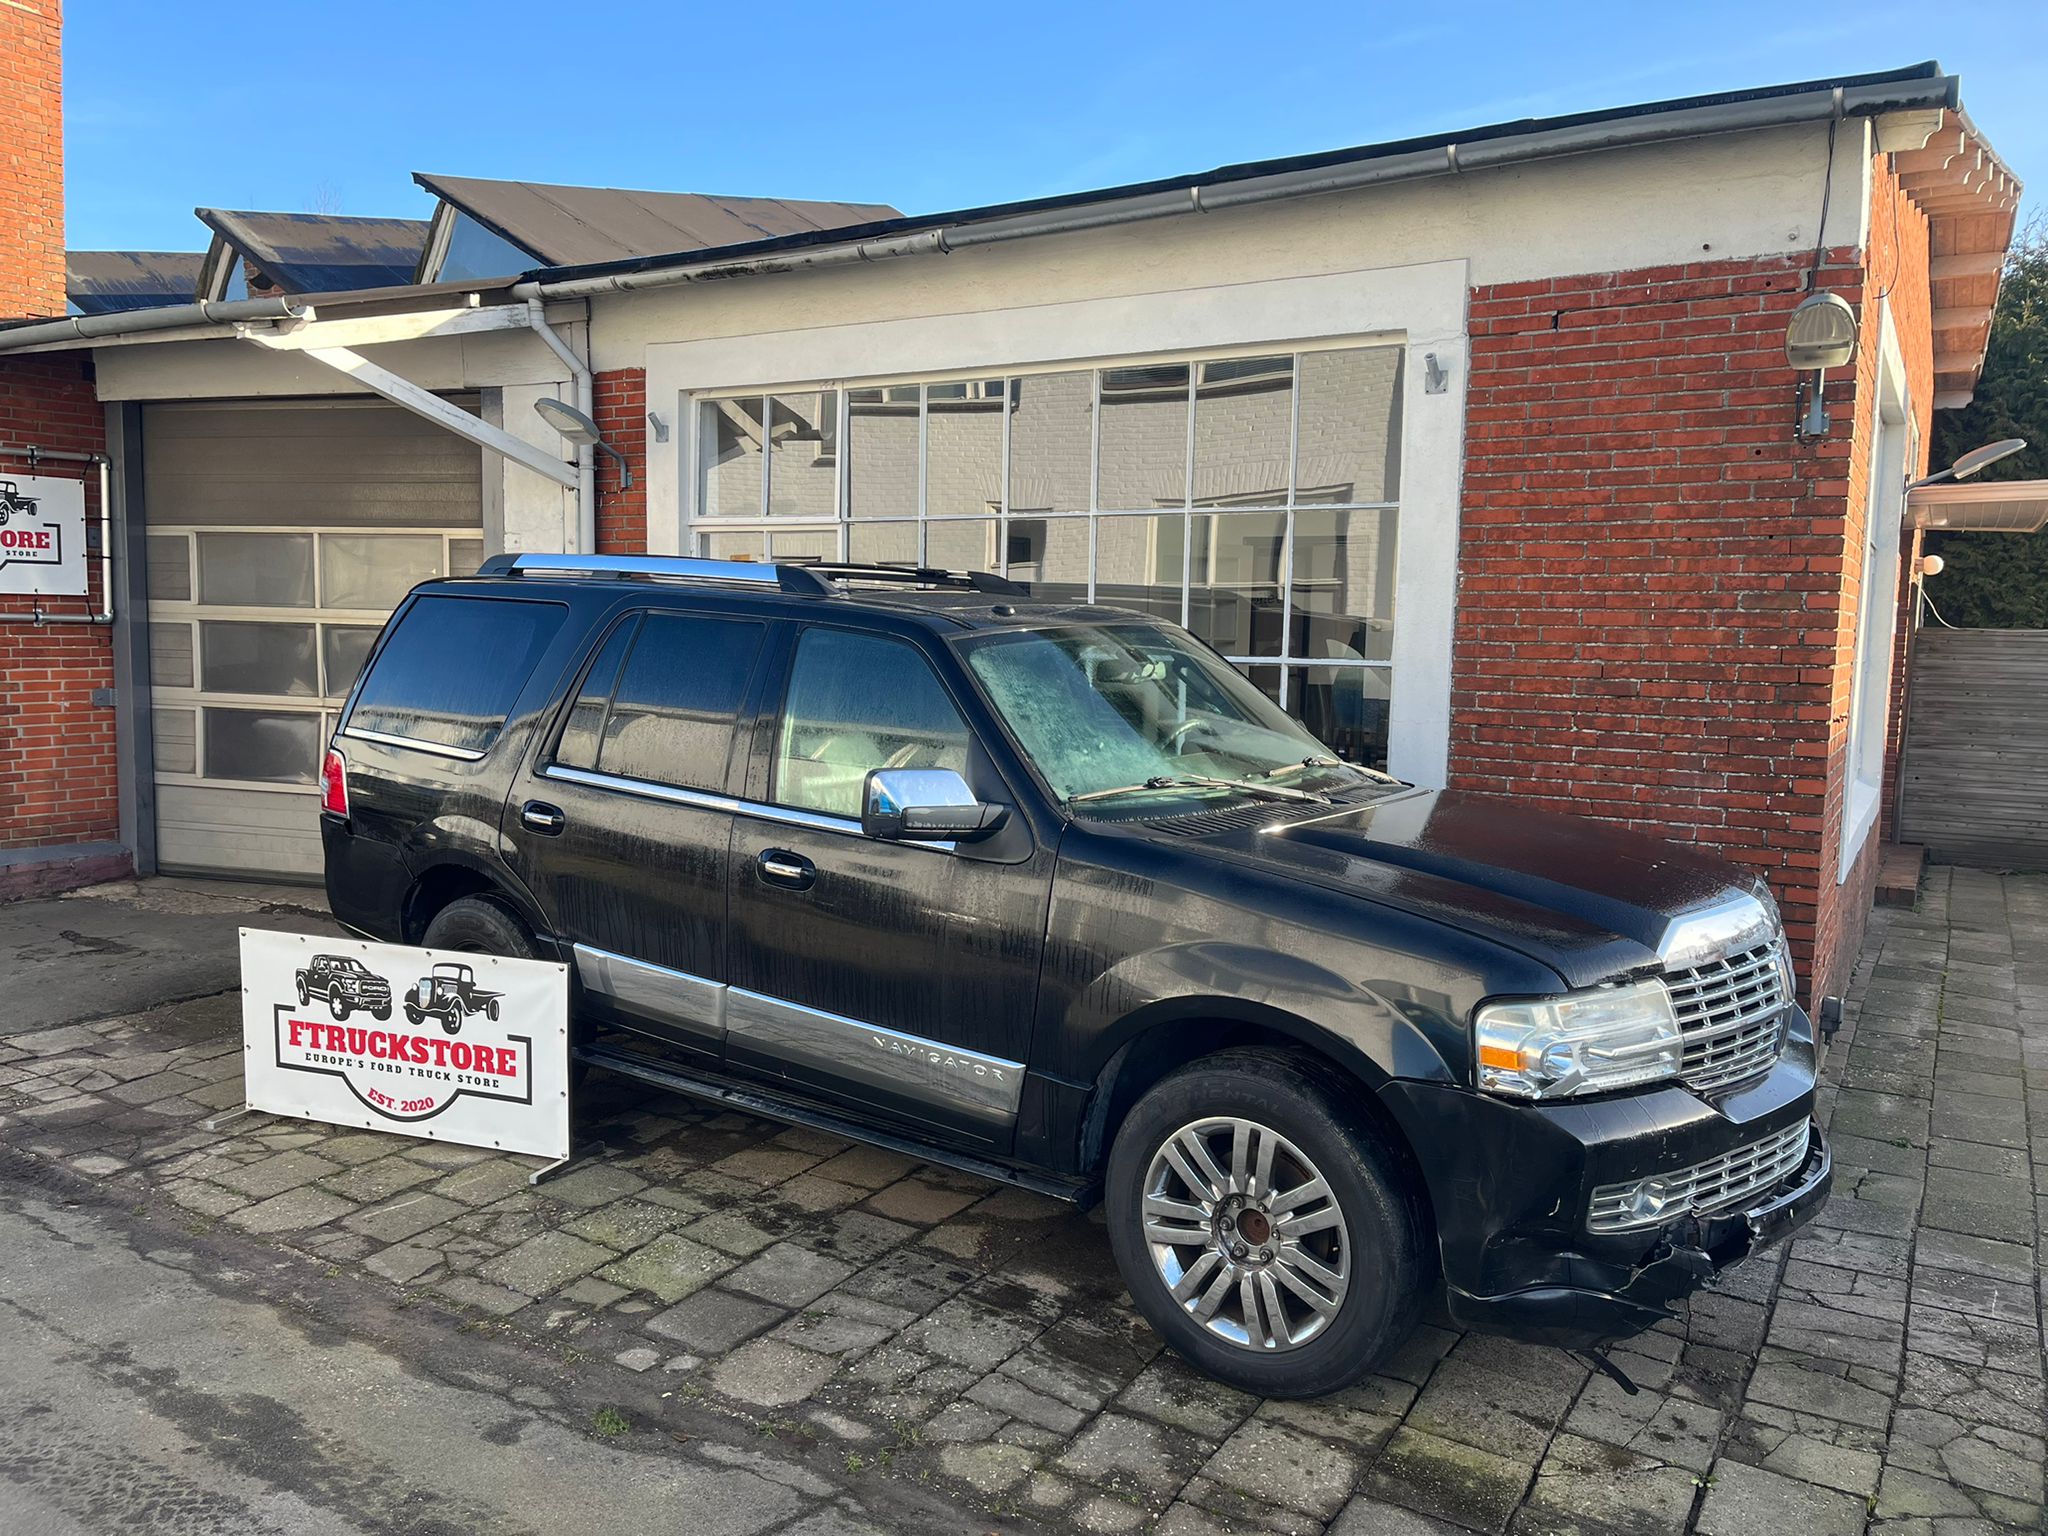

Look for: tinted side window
[350,595,566,754]
[775,628,971,817]
[591,613,764,792]
[553,615,641,772]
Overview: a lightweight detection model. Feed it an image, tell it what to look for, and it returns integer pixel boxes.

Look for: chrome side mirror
[862,767,1008,842]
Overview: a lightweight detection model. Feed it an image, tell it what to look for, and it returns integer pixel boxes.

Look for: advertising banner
[239,929,570,1159]
[0,473,88,596]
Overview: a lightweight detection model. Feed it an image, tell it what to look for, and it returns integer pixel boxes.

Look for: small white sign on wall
[239,929,570,1159]
[0,473,88,596]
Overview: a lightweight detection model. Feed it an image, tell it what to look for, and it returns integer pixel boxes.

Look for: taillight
[320,747,350,818]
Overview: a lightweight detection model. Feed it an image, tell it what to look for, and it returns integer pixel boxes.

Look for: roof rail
[472,553,1030,599]
[792,562,1030,597]
[475,553,833,595]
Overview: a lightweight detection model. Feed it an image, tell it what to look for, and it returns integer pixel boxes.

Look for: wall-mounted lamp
[534,397,633,490]
[1917,553,1945,578]
[1907,437,2026,491]
[1786,291,1858,440]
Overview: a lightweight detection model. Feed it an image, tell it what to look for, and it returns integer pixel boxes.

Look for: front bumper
[1379,1009,1830,1351]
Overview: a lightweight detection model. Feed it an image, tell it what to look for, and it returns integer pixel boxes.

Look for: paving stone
[936,1441,1039,1494]
[1522,1432,1700,1535]
[1744,1358,1894,1430]
[1695,1458,1864,1536]
[681,1210,781,1257]
[214,1148,342,1198]
[771,1175,865,1212]
[164,1179,248,1218]
[341,1192,464,1244]
[645,1287,786,1354]
[709,1336,839,1408]
[1898,1351,2045,1438]
[862,1177,981,1225]
[806,1145,921,1189]
[364,1242,440,1284]
[476,1231,614,1297]
[226,1185,353,1234]
[558,1276,627,1307]
[1364,1426,1533,1533]
[1912,1229,2037,1288]
[723,1243,854,1309]
[564,1198,690,1251]
[431,1157,537,1206]
[1200,1418,1359,1521]
[532,1161,648,1206]
[318,1155,439,1203]
[1326,1495,1463,1534]
[708,1144,824,1185]
[613,1346,661,1372]
[902,1294,1040,1372]
[434,1274,531,1317]
[598,1233,732,1304]
[926,1399,1007,1443]
[1407,1355,1572,1462]
[1057,1412,1205,1499]
[966,1370,1087,1435]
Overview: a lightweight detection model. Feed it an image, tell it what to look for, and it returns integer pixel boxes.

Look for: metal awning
[1906,480,2048,533]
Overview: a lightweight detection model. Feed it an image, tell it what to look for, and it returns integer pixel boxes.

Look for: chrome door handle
[520,801,566,834]
[757,848,816,890]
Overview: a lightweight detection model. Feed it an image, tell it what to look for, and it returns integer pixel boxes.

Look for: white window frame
[1839,306,1910,882]
[641,262,1468,787]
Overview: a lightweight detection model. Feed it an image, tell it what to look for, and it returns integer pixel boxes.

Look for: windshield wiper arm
[1254,754,1403,787]
[1070,774,1327,807]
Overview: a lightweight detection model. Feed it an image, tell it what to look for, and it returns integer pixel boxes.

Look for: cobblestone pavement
[2,869,2042,1534]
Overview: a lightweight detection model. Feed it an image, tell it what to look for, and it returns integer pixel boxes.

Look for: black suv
[295,953,393,1021]
[319,554,1831,1397]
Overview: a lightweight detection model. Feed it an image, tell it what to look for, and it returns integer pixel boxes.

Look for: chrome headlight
[1475,977,1684,1100]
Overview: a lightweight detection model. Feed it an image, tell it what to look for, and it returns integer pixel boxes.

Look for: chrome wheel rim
[1141,1116,1351,1351]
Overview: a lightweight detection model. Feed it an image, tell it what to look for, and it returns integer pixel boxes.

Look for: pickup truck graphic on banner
[0,473,87,596]
[240,929,569,1158]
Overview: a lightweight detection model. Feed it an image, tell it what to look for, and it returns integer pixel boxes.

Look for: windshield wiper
[1254,754,1404,788]
[1070,775,1328,807]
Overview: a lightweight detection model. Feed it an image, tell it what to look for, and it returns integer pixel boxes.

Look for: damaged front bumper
[1439,1124,1832,1348]
[1380,1009,1831,1353]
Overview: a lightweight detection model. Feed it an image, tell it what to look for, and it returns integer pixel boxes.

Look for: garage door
[142,399,484,880]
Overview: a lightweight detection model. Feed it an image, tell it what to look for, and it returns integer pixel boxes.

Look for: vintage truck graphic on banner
[239,930,569,1158]
[0,472,88,597]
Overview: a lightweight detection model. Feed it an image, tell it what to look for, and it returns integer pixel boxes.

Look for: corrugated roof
[194,210,430,293]
[65,250,205,314]
[413,173,899,268]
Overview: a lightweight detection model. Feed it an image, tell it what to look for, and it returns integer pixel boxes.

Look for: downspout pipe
[0,295,303,353]
[511,72,1957,304]
[0,445,115,626]
[523,298,596,554]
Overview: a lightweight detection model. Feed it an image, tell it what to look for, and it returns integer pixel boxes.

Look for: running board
[575,1042,1097,1205]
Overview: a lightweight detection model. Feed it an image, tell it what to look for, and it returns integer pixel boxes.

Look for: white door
[142,398,485,879]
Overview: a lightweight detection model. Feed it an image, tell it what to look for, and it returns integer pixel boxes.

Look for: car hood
[1200,788,1761,989]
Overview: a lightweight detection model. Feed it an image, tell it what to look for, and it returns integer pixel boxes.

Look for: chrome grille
[1588,1119,1812,1233]
[1665,937,1789,1092]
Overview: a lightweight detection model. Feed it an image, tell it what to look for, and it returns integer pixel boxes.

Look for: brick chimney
[0,0,65,319]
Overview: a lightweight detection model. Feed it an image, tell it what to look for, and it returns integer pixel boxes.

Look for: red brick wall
[593,368,648,555]
[1453,251,1872,1005]
[0,356,119,863]
[0,0,64,319]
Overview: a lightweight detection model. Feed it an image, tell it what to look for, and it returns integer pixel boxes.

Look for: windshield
[959,622,1391,810]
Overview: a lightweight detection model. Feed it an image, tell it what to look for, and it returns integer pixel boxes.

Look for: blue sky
[65,0,2044,254]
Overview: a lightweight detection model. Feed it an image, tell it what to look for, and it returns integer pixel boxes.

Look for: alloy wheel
[1141,1116,1351,1351]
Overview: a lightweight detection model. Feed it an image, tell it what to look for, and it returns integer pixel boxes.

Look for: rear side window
[348,595,566,755]
[555,611,764,793]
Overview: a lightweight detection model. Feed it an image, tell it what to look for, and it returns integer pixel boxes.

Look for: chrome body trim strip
[571,943,726,1044]
[725,985,1023,1129]
[541,765,887,839]
[340,727,487,763]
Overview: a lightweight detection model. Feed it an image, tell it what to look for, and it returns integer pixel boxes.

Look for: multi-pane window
[691,345,1402,769]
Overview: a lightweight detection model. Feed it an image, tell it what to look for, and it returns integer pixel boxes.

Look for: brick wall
[0,356,121,888]
[593,368,647,554]
[0,0,63,319]
[1452,250,1876,1005]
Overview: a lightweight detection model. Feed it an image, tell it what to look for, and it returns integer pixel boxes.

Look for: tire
[485,998,500,1022]
[328,985,350,1022]
[421,895,539,962]
[296,977,309,1006]
[405,1005,424,1026]
[371,1004,391,1021]
[1104,1048,1426,1399]
[439,1012,462,1036]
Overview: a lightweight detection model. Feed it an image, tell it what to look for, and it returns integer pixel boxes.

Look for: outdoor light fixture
[534,397,633,490]
[1918,553,1945,578]
[1907,437,2027,490]
[1785,291,1858,441]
